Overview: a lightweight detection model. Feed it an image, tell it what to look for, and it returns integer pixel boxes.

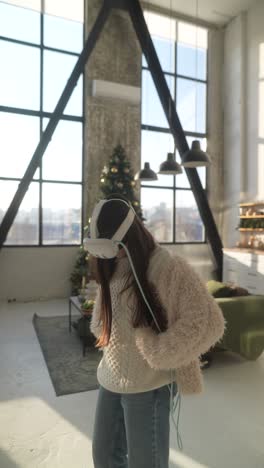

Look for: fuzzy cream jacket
[91,245,225,395]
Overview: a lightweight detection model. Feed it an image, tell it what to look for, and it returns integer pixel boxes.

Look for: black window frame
[0,1,85,248]
[141,14,208,245]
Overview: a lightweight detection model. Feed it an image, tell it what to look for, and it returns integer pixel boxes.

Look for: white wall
[223,14,246,247]
[247,0,264,201]
[223,0,264,247]
[0,247,79,302]
[0,244,215,303]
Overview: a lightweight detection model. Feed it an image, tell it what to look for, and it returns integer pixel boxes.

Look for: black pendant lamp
[181,140,210,168]
[159,152,182,175]
[135,162,158,181]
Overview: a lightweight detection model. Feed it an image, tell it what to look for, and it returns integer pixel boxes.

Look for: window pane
[2,1,41,11]
[0,2,40,43]
[141,130,174,187]
[42,119,82,182]
[177,44,207,81]
[143,36,175,73]
[0,41,40,109]
[0,113,40,179]
[175,190,204,242]
[44,14,83,53]
[176,137,207,189]
[42,183,82,244]
[144,11,176,42]
[141,188,173,242]
[0,180,17,225]
[0,180,39,245]
[177,22,207,80]
[44,0,84,23]
[43,50,83,115]
[142,70,174,128]
[178,22,208,49]
[177,78,206,133]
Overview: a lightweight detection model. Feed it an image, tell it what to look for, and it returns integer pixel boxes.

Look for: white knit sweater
[94,256,175,393]
[91,245,225,395]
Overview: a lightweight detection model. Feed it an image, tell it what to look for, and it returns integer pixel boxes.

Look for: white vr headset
[83,199,135,259]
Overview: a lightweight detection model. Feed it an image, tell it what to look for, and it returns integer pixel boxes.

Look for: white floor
[0,300,264,468]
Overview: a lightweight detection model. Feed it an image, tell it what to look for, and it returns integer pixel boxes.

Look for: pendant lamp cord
[195,0,198,132]
[169,0,175,160]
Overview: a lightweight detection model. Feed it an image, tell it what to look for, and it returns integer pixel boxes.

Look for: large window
[141,11,208,243]
[0,0,84,246]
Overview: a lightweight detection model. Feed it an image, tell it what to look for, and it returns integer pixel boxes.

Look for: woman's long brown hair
[91,194,168,348]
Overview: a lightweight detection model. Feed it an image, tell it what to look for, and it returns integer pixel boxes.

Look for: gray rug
[33,314,102,396]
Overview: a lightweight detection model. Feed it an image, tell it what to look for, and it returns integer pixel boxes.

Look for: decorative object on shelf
[81,299,95,315]
[99,144,144,220]
[237,201,264,251]
[86,279,98,300]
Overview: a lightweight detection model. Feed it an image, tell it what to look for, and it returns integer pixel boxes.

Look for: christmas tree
[70,246,90,295]
[100,144,144,219]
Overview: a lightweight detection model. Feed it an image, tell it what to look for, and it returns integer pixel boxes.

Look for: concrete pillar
[207,27,224,236]
[84,0,141,221]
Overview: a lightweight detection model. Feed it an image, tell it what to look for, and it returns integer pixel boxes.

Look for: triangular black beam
[0,0,222,279]
[0,0,111,249]
[127,0,223,279]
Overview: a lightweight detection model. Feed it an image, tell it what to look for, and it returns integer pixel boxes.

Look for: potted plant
[81,299,95,316]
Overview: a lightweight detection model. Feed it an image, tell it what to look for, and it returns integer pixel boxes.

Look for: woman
[88,194,225,468]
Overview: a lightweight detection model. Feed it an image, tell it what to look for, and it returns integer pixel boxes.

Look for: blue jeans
[92,384,175,468]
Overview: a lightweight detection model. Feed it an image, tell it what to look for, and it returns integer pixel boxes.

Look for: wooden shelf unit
[240,215,264,219]
[239,228,264,232]
[239,202,264,207]
[238,202,264,250]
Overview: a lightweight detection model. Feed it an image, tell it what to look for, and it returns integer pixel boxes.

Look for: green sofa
[216,296,264,360]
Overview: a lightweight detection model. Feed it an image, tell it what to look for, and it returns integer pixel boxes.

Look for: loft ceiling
[144,0,257,25]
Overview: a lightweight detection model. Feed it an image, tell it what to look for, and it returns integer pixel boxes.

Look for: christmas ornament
[131,181,136,187]
[100,178,105,183]
[111,166,118,174]
[124,168,130,174]
[133,201,139,207]
[117,182,124,189]
[102,166,108,174]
